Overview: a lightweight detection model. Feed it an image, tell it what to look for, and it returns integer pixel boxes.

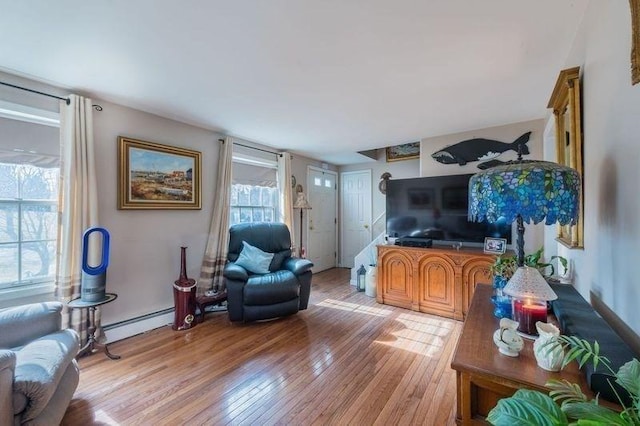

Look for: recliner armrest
[223,262,249,282]
[13,329,80,422]
[0,302,63,349]
[0,350,15,426]
[0,350,15,371]
[282,258,313,275]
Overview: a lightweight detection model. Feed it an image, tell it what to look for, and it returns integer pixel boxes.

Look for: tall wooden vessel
[173,246,197,330]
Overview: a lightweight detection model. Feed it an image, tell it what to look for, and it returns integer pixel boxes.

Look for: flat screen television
[386,174,512,245]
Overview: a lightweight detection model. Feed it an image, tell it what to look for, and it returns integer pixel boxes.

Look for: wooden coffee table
[195,290,227,323]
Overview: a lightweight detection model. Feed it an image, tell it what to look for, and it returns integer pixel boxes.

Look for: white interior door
[307,167,337,272]
[340,170,372,268]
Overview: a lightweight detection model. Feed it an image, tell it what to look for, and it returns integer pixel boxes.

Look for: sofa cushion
[244,270,299,305]
[13,328,79,421]
[235,241,274,275]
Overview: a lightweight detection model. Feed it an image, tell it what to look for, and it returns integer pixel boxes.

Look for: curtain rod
[219,138,282,157]
[0,81,103,111]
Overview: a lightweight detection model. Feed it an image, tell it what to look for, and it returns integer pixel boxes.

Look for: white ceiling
[0,1,588,165]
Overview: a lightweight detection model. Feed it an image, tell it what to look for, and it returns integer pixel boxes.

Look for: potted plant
[491,254,518,285]
[489,248,568,318]
[491,247,568,283]
[524,247,569,283]
[487,336,640,425]
[490,255,517,318]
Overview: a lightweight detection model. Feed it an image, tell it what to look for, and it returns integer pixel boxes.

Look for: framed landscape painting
[118,136,202,209]
[386,142,420,162]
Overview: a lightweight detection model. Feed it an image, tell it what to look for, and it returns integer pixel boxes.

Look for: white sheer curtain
[54,95,99,343]
[199,137,233,294]
[278,152,295,251]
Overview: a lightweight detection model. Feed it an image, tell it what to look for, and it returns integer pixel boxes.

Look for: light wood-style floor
[62,268,461,425]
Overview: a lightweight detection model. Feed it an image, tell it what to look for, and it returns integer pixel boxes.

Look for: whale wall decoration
[431,131,531,168]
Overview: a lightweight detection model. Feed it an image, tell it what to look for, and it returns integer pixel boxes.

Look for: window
[230,152,279,225]
[0,102,60,297]
[0,164,59,290]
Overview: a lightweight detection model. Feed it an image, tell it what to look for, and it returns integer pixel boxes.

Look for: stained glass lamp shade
[468,159,580,266]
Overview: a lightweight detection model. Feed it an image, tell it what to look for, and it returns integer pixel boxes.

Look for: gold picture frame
[547,67,584,248]
[631,0,640,85]
[118,136,202,210]
[386,142,420,162]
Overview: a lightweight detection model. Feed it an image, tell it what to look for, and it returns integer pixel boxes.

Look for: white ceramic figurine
[493,318,525,357]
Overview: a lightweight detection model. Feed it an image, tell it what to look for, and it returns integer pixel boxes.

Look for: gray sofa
[0,302,80,425]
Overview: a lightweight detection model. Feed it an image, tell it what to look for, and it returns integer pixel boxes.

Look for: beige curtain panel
[199,136,233,293]
[55,94,100,343]
[278,152,295,251]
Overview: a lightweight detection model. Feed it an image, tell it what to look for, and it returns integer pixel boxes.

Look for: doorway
[340,170,372,268]
[306,167,338,272]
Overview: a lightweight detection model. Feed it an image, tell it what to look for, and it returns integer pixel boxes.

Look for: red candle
[512,299,547,336]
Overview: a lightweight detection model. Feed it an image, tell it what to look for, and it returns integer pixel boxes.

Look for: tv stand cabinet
[376,245,494,320]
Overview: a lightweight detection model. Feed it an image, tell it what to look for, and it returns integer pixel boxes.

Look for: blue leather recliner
[223,222,313,322]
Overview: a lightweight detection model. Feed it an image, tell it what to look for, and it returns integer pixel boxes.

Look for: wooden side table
[450,285,595,425]
[67,293,120,360]
[195,290,227,323]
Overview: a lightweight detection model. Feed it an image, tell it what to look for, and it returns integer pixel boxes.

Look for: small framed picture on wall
[483,237,507,254]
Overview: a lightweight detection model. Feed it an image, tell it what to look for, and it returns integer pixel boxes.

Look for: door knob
[364,224,369,229]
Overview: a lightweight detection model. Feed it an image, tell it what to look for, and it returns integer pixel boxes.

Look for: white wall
[0,73,225,326]
[551,1,640,336]
[421,120,546,254]
[419,119,544,176]
[339,151,420,225]
[92,101,222,325]
[0,70,342,329]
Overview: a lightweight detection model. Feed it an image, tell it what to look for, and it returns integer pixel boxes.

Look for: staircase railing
[350,211,386,286]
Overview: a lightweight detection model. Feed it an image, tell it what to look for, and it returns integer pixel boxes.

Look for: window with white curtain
[230,149,280,225]
[0,103,60,297]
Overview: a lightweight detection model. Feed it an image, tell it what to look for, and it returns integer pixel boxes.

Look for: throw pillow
[235,241,274,275]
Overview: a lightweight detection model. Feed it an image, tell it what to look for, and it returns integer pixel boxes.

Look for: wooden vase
[172,246,197,331]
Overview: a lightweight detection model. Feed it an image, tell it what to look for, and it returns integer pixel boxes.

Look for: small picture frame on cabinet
[483,237,506,254]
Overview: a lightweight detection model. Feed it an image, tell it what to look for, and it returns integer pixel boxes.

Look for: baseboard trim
[103,308,174,343]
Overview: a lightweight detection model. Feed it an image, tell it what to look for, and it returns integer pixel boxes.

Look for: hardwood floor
[62,268,461,425]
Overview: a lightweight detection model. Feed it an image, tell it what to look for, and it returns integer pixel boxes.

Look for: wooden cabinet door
[417,255,455,317]
[377,248,413,309]
[461,257,493,318]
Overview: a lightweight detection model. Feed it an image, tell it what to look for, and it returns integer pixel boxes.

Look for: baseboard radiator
[103,308,174,343]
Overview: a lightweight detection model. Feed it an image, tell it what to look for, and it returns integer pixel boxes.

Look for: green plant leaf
[487,389,567,426]
[550,255,568,275]
[616,359,640,398]
[579,351,593,368]
[547,379,588,405]
[563,347,585,369]
[562,402,627,425]
[592,341,600,370]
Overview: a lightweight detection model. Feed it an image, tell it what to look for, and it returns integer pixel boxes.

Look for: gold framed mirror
[547,67,584,248]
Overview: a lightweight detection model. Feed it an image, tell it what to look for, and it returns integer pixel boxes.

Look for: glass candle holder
[512,299,547,336]
[491,295,513,319]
